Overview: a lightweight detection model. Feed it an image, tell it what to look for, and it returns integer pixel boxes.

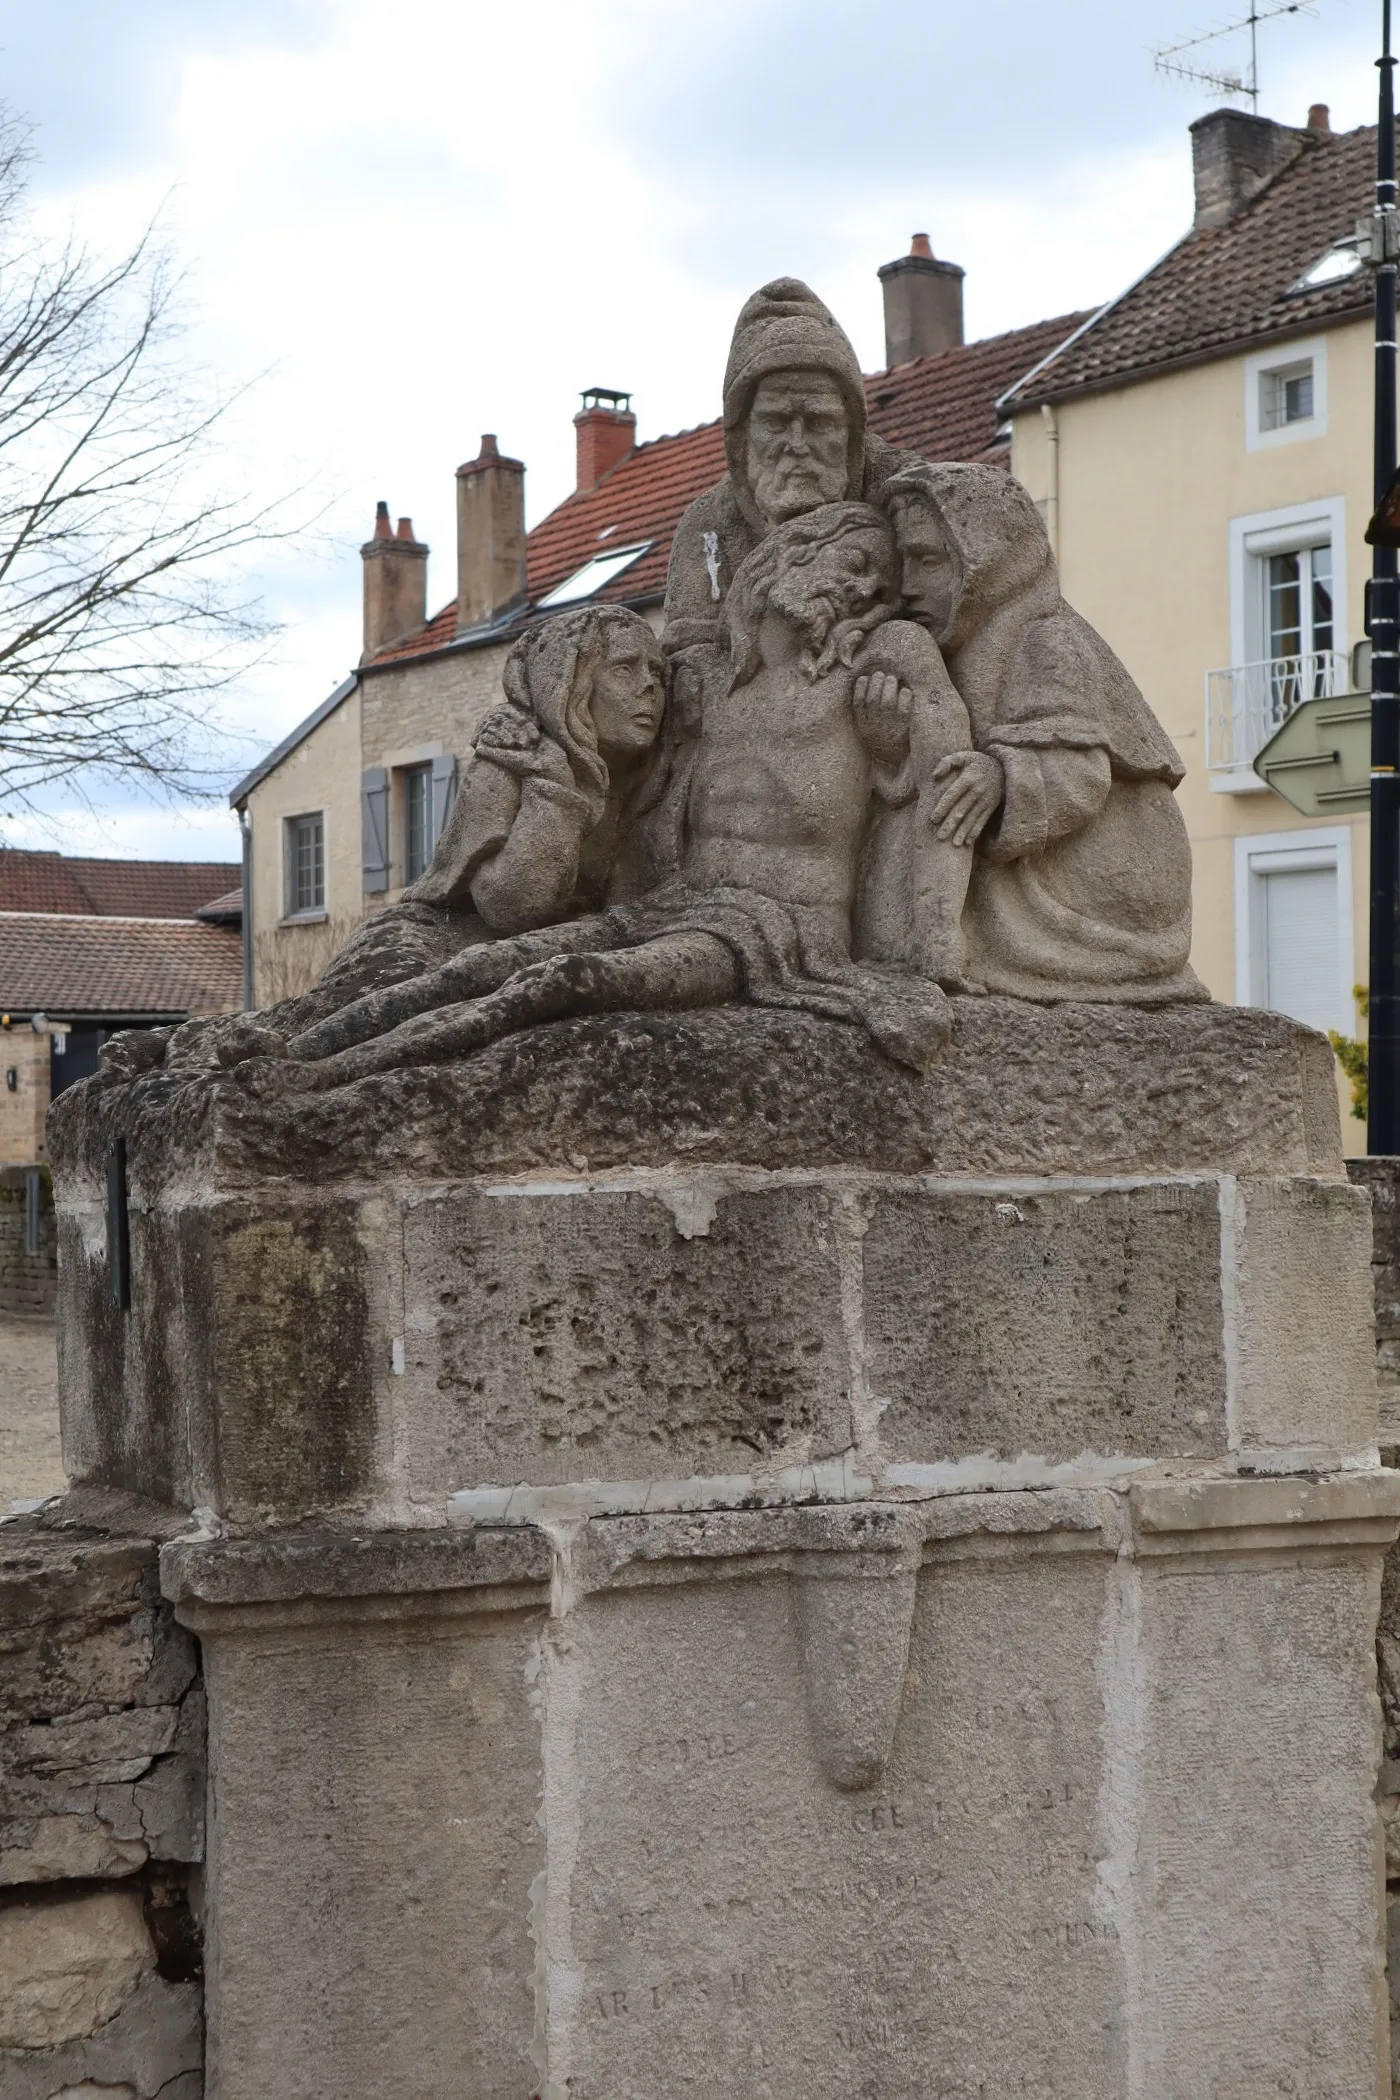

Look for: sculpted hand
[928,750,1004,846]
[853,671,912,768]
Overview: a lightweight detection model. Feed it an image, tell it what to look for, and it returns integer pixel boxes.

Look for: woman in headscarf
[410,602,666,930]
[151,604,669,1076]
[884,460,1205,1006]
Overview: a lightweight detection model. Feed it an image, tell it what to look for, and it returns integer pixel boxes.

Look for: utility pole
[1369,0,1400,1153]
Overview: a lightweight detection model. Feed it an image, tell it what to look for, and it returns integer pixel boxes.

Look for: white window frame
[1232,823,1354,1034]
[1212,497,1348,794]
[1244,335,1328,451]
[283,809,327,921]
[1228,499,1347,668]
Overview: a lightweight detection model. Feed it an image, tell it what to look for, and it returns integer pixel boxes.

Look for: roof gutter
[239,806,253,1013]
[995,226,1203,418]
[229,673,358,808]
[1002,300,1369,413]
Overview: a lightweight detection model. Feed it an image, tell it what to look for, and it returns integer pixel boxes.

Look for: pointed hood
[722,278,868,531]
[882,459,1184,785]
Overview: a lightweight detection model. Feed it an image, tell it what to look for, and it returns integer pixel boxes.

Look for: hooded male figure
[662,276,919,720]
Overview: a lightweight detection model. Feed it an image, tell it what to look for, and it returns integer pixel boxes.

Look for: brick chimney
[878,235,965,368]
[1189,109,1308,229]
[1307,103,1332,137]
[574,388,636,493]
[361,502,428,661]
[456,434,527,632]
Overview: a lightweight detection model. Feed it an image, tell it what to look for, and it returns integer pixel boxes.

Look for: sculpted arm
[412,744,595,933]
[464,757,597,934]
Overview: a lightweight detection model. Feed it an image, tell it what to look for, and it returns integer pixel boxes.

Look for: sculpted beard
[748,448,847,525]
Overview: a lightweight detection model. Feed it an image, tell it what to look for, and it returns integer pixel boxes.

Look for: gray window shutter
[430,754,458,851]
[361,767,390,893]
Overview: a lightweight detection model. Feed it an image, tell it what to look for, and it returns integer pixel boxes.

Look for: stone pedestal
[46,1002,1400,2097]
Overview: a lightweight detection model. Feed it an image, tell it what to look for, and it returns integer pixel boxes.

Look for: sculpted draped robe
[901,464,1203,1005]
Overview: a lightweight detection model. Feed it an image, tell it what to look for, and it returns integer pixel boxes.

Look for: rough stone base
[40,1004,1397,2095]
[164,1478,1399,2100]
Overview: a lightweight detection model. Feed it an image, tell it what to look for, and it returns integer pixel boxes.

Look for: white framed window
[1233,825,1354,1036]
[1244,335,1328,451]
[1209,499,1349,791]
[285,811,325,918]
[1229,500,1346,667]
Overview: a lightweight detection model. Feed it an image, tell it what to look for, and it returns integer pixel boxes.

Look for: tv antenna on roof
[1154,2,1319,112]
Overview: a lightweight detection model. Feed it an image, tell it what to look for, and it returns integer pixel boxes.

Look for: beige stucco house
[1004,103,1377,1145]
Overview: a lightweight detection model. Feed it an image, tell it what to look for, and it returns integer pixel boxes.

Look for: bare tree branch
[0,111,302,814]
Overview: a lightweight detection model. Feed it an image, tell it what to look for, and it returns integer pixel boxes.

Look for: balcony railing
[1206,650,1349,774]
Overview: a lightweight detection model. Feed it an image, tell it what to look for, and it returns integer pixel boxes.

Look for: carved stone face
[766,524,893,647]
[894,507,958,639]
[744,372,850,526]
[589,626,665,758]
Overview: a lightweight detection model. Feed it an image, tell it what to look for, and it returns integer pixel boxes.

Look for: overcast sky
[0,0,1381,865]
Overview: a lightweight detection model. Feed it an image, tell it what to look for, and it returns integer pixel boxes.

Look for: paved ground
[0,1312,64,1509]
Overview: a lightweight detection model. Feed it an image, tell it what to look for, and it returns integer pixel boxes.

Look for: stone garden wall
[0,1497,205,2100]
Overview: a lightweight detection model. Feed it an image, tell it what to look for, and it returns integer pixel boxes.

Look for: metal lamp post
[1369,0,1400,1152]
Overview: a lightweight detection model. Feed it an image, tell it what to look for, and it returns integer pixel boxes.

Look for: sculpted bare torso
[685,609,872,938]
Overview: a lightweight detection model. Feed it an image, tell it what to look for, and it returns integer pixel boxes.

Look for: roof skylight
[1289,240,1365,294]
[536,542,652,609]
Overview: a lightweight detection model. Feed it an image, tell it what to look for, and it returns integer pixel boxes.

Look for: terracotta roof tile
[0,850,241,920]
[366,309,1089,671]
[1006,123,1373,407]
[0,913,242,1019]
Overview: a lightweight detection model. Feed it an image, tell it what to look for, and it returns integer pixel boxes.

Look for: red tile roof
[0,850,241,920]
[366,309,1089,670]
[0,913,242,1019]
[1006,123,1373,407]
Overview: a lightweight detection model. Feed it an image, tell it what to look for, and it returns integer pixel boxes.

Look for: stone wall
[1347,1155,1400,2095]
[0,1496,205,2100]
[0,1166,57,1317]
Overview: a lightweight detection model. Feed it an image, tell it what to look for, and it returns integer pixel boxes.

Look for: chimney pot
[1307,102,1331,135]
[456,437,527,631]
[1189,108,1307,229]
[574,389,637,493]
[361,503,428,659]
[877,238,964,367]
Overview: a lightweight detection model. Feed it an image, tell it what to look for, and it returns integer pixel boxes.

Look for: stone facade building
[234,243,1084,1005]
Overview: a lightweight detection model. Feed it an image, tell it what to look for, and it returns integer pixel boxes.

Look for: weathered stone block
[0,1969,203,2100]
[58,1196,378,1523]
[551,1535,1117,2097]
[167,1528,551,2100]
[864,1179,1227,1465]
[1229,1175,1380,1457]
[0,1888,153,2049]
[1132,1546,1387,2093]
[401,1183,852,1490]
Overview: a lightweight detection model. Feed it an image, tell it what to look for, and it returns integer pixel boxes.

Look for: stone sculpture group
[36,272,1400,2100]
[121,275,1201,1095]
